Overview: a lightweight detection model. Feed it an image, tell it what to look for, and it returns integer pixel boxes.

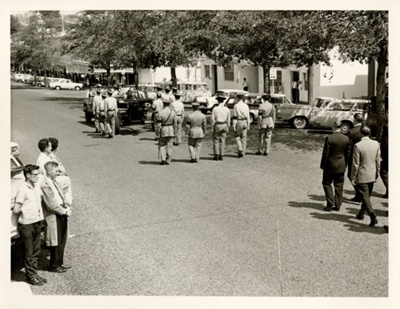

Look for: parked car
[49,79,84,90]
[309,99,371,133]
[199,89,249,114]
[138,84,158,100]
[10,142,25,242]
[31,76,45,87]
[23,74,34,84]
[13,73,25,82]
[178,81,211,103]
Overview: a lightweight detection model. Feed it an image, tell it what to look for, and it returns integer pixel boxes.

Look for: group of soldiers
[152,88,277,165]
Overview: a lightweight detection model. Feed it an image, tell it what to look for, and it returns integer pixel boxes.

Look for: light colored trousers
[159,137,174,163]
[258,127,273,153]
[188,138,203,161]
[106,111,116,136]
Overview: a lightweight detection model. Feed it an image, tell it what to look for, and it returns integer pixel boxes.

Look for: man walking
[104,88,118,138]
[171,91,185,146]
[256,95,276,156]
[93,88,106,135]
[13,164,47,285]
[350,126,381,227]
[233,94,250,157]
[41,161,72,273]
[347,113,364,202]
[211,95,230,161]
[320,120,350,212]
[186,101,207,163]
[152,92,163,137]
[157,95,177,165]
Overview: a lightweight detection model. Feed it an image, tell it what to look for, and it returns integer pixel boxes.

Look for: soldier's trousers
[213,124,228,156]
[235,121,248,154]
[95,112,105,134]
[159,136,174,163]
[258,127,273,154]
[188,138,203,161]
[174,116,183,144]
[106,111,116,136]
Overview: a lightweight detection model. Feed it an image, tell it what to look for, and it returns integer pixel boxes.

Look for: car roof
[330,99,370,103]
[216,89,249,93]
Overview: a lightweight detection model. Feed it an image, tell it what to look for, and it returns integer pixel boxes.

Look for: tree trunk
[263,64,270,94]
[44,70,48,88]
[374,49,387,142]
[106,67,112,86]
[171,66,177,88]
[307,65,314,105]
[134,65,139,88]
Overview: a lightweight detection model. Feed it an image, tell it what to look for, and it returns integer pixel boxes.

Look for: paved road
[10,82,388,297]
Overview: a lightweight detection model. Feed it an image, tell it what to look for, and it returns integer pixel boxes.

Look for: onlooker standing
[232,94,250,157]
[171,91,185,146]
[380,119,388,198]
[186,101,206,163]
[152,92,164,138]
[291,79,299,103]
[256,95,276,156]
[157,96,177,165]
[350,126,380,227]
[242,78,249,91]
[36,138,52,176]
[13,164,47,286]
[347,113,364,202]
[104,88,118,138]
[320,120,350,212]
[211,96,230,161]
[41,161,72,273]
[93,88,106,135]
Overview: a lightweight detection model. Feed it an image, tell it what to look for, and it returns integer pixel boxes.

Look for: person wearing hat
[92,88,105,134]
[152,92,164,138]
[233,94,251,157]
[350,125,380,227]
[256,95,276,156]
[171,91,185,146]
[104,88,118,138]
[211,95,230,161]
[165,86,175,103]
[320,120,350,212]
[185,101,206,163]
[157,95,177,165]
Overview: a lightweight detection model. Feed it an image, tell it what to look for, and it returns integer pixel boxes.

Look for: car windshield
[313,98,331,108]
[328,102,355,111]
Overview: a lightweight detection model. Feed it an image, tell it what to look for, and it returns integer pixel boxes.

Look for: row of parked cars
[11,73,84,90]
[198,89,371,133]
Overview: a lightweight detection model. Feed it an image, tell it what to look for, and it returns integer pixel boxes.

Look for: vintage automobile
[49,79,84,90]
[309,99,371,133]
[178,81,211,103]
[138,84,157,100]
[199,89,249,114]
[10,142,25,242]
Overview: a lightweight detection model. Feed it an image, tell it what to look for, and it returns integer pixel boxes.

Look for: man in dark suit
[320,120,350,211]
[347,113,364,202]
[350,126,381,227]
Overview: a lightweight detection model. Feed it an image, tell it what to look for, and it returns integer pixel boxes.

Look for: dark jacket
[320,132,350,173]
[347,124,363,176]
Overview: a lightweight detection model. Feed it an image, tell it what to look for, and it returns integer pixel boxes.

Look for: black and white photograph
[2,1,399,308]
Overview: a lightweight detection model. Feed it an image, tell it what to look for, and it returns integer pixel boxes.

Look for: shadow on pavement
[287,201,324,211]
[308,194,326,202]
[138,161,162,165]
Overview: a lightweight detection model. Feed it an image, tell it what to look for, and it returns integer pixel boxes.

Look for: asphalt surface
[9,82,388,298]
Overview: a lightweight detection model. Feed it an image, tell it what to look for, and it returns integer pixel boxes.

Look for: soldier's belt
[215,121,227,124]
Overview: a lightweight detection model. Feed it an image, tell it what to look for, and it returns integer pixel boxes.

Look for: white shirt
[15,181,43,225]
[37,152,52,175]
[171,100,184,116]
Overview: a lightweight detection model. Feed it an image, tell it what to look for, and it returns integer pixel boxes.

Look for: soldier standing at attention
[171,91,185,146]
[256,95,276,156]
[104,88,118,138]
[93,88,105,134]
[157,95,177,165]
[186,101,207,163]
[152,92,164,140]
[233,94,251,157]
[211,96,230,161]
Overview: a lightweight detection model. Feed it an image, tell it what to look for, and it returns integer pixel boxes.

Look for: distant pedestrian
[104,88,118,138]
[13,164,47,286]
[350,126,380,227]
[380,119,388,198]
[152,92,163,139]
[41,161,72,273]
[291,79,299,103]
[171,91,185,146]
[186,101,206,163]
[347,113,364,202]
[320,120,350,212]
[92,88,105,134]
[256,95,276,156]
[165,86,175,103]
[233,94,250,157]
[157,95,177,165]
[211,95,230,161]
[242,78,249,91]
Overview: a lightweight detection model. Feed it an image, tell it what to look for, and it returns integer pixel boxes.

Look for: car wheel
[37,83,42,87]
[115,115,121,135]
[55,86,61,90]
[340,121,352,134]
[85,112,92,123]
[291,116,307,129]
[75,86,81,91]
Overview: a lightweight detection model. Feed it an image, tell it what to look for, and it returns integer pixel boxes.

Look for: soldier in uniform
[92,88,105,134]
[171,91,185,146]
[233,94,251,157]
[186,101,207,163]
[157,95,177,165]
[211,96,230,161]
[165,86,175,103]
[152,92,164,139]
[104,88,118,138]
[256,95,276,156]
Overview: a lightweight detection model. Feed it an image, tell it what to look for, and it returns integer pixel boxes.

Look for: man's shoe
[36,275,47,283]
[263,152,268,156]
[255,151,262,155]
[49,266,67,273]
[369,217,378,227]
[383,225,389,233]
[332,206,340,211]
[190,159,195,163]
[323,206,333,212]
[101,132,106,136]
[165,162,170,165]
[355,214,364,220]
[160,161,165,165]
[61,265,72,270]
[27,277,45,286]
[382,192,388,199]
[218,155,223,161]
[238,152,243,158]
[213,155,218,161]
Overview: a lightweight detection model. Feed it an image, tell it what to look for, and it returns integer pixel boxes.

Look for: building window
[273,70,283,93]
[224,66,234,81]
[204,65,211,79]
[303,72,308,91]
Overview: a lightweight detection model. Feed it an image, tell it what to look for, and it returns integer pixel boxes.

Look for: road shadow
[308,194,326,202]
[288,201,325,211]
[138,160,163,165]
[140,137,158,141]
[118,128,141,136]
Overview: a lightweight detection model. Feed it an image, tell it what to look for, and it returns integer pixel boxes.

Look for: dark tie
[53,179,66,207]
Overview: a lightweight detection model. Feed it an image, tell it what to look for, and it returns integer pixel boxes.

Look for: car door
[317,102,354,128]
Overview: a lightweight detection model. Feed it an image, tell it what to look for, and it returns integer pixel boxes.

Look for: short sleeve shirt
[15,182,43,225]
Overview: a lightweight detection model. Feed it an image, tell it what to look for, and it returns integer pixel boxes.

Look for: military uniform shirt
[211,104,230,127]
[258,101,276,128]
[104,97,118,112]
[187,110,206,138]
